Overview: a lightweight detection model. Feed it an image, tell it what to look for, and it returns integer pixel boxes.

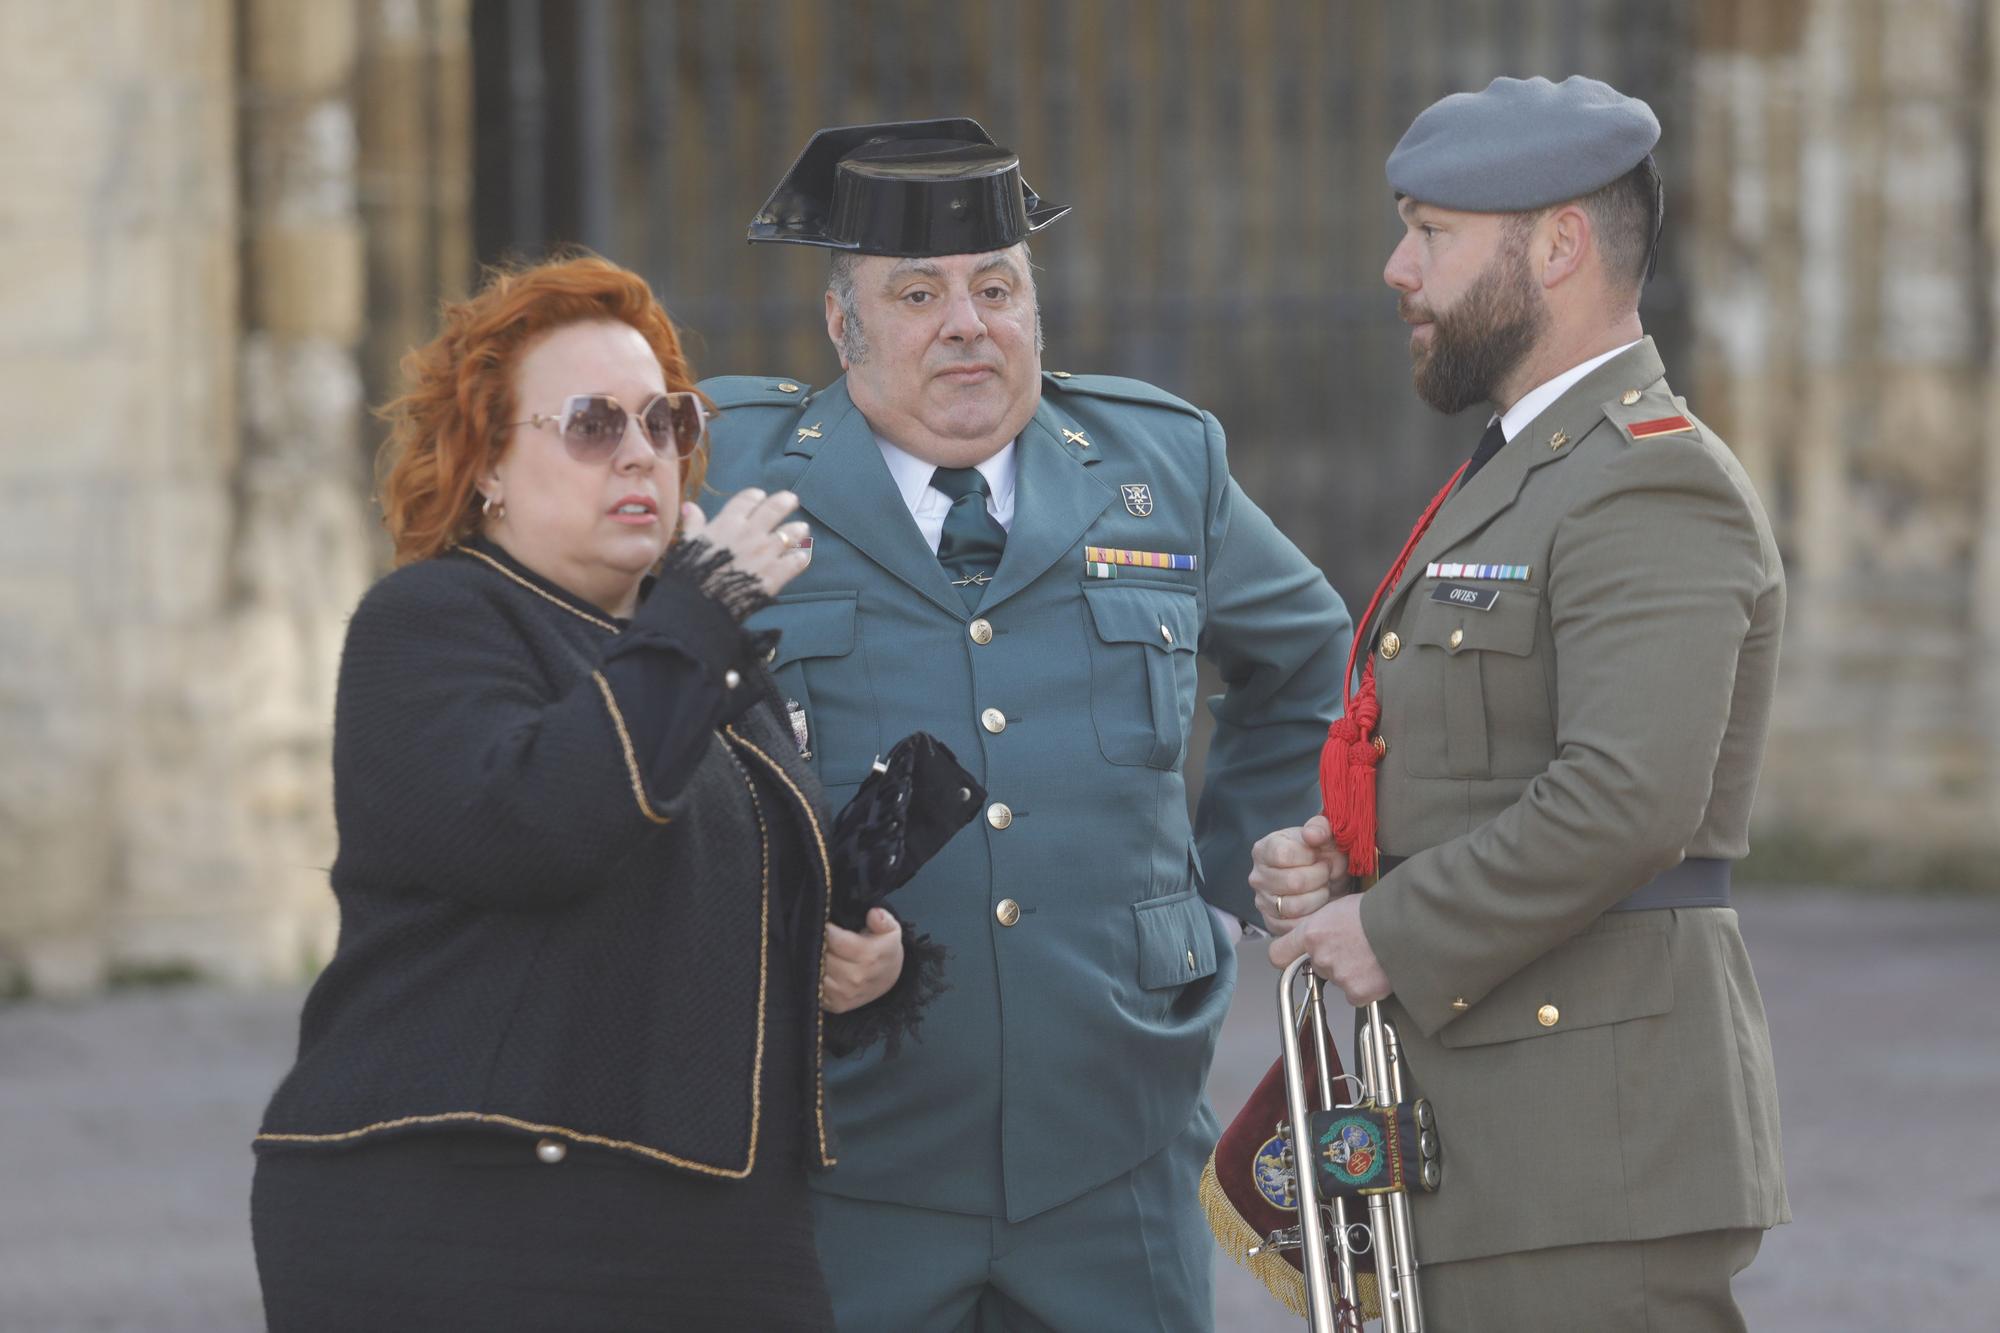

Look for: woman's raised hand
[679,489,812,596]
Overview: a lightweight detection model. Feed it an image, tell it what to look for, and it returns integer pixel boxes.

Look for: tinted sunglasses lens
[642,394,705,460]
[559,396,628,460]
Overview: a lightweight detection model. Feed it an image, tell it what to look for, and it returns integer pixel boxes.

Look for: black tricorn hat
[748,117,1070,257]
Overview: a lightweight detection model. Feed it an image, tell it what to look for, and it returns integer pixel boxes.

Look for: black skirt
[252,929,831,1333]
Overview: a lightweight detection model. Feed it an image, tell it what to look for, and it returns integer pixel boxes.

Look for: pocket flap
[1409,584,1540,657]
[1084,582,1198,653]
[753,591,857,669]
[1438,922,1673,1047]
[1133,888,1218,989]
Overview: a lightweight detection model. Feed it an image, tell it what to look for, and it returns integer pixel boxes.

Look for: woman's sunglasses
[512,392,708,463]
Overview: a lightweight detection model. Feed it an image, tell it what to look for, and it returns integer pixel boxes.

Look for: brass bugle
[1276,956,1438,1331]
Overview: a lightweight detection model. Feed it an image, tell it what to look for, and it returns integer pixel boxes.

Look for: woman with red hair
[249,255,903,1330]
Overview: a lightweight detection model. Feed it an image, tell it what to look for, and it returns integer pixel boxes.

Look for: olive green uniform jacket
[1358,338,1790,1264]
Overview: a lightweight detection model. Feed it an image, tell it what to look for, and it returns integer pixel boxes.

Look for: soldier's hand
[822,908,905,1013]
[1249,815,1352,936]
[678,488,812,596]
[1266,894,1390,1007]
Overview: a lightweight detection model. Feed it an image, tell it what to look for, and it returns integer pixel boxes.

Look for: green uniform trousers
[809,1106,1218,1332]
[1418,1227,1763,1332]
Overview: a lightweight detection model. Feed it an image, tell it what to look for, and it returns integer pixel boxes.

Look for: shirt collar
[1497,339,1642,442]
[874,433,1019,511]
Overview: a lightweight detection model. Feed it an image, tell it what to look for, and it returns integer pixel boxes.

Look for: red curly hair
[377,253,709,565]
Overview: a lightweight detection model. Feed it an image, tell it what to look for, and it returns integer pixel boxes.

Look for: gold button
[981,707,1007,734]
[1372,735,1388,758]
[1621,388,1641,406]
[969,618,993,645]
[1160,624,1174,645]
[535,1137,567,1164]
[1537,1004,1560,1028]
[1450,997,1470,1012]
[777,381,800,393]
[987,802,1013,830]
[995,898,1021,926]
[1379,631,1401,660]
[1448,629,1463,650]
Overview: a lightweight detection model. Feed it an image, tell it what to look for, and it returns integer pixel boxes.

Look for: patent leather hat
[748,117,1070,256]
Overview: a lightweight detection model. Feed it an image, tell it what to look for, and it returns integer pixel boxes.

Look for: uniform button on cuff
[535,1137,568,1163]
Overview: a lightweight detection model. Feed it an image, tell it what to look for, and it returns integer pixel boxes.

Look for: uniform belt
[1374,854,1731,911]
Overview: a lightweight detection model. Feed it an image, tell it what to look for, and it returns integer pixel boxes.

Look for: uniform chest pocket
[749,590,880,784]
[1082,582,1199,769]
[1398,585,1550,779]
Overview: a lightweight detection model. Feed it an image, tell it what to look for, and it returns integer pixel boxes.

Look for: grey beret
[1386,75,1660,212]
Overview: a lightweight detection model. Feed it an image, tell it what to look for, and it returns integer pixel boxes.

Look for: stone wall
[1691,0,2000,882]
[0,0,468,996]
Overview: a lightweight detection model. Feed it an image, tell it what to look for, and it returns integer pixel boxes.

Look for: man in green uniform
[1254,77,1788,1331]
[700,119,1349,1330]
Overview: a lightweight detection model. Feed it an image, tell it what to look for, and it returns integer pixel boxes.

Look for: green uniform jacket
[1358,338,1790,1263]
[699,370,1350,1221]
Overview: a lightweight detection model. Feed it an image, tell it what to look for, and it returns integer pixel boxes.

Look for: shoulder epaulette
[697,376,815,410]
[1603,386,1701,445]
[1042,371,1203,419]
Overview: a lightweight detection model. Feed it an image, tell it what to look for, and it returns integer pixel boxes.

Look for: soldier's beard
[1404,242,1547,416]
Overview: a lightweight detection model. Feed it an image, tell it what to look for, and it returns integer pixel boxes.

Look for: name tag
[1429,582,1499,611]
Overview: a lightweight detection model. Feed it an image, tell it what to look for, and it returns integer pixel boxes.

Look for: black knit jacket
[255,538,839,1177]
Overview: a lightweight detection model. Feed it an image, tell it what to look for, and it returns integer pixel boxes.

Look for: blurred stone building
[1,0,1993,996]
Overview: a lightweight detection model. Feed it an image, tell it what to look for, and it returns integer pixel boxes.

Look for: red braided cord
[1320,463,1468,877]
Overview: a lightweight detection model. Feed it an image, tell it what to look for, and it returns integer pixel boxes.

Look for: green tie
[931,466,1008,610]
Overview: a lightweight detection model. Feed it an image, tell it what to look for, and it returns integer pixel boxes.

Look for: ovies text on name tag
[1430,581,1499,611]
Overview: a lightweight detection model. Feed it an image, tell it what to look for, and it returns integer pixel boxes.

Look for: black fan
[822,732,984,1057]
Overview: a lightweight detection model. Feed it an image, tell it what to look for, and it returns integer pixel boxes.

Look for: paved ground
[1,890,1994,1331]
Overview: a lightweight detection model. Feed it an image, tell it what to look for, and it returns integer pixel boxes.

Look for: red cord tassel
[1320,463,1467,880]
[1320,662,1384,878]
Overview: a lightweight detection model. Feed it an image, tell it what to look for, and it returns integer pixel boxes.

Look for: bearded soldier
[1251,77,1788,1332]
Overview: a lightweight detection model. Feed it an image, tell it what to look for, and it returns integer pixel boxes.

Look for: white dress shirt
[1494,339,1641,442]
[874,435,1018,550]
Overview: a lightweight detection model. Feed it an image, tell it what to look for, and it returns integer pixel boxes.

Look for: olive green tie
[931,466,1007,610]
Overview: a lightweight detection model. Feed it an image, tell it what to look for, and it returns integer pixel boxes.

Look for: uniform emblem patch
[1318,1115,1387,1191]
[1253,1132,1298,1210]
[1121,483,1154,517]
